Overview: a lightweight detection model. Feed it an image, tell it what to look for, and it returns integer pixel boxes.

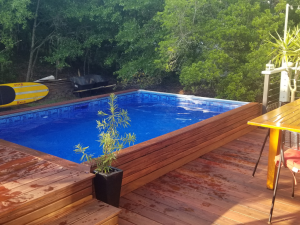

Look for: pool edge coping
[0,89,139,117]
[0,138,93,174]
[0,89,140,173]
[0,88,254,169]
[115,101,261,161]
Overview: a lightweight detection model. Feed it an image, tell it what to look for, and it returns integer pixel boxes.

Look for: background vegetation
[1,0,300,102]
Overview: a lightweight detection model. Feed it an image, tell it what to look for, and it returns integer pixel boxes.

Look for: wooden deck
[119,128,300,224]
[115,102,262,196]
[0,140,122,224]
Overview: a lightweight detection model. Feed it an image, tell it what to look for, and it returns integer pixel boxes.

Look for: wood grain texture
[120,128,300,225]
[44,199,121,225]
[267,128,282,190]
[248,98,300,132]
[99,215,118,225]
[0,140,91,173]
[27,195,94,225]
[118,104,261,179]
[0,143,94,224]
[115,102,261,166]
[0,98,262,224]
[247,101,300,190]
[0,176,93,223]
[0,143,119,225]
[120,124,256,196]
[5,187,93,225]
[117,102,261,195]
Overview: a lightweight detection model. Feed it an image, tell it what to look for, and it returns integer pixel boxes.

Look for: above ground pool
[0,90,247,163]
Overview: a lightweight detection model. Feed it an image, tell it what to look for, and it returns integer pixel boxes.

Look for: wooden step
[0,142,95,224]
[29,197,122,225]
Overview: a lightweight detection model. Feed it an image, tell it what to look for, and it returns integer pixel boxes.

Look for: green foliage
[0,0,32,82]
[267,27,300,67]
[0,0,31,46]
[112,0,166,88]
[74,94,136,174]
[2,0,300,102]
[44,37,84,69]
[119,71,163,89]
[156,0,292,101]
[267,26,300,102]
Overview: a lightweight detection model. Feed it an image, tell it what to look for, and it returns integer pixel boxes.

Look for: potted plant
[74,93,136,207]
[268,26,300,102]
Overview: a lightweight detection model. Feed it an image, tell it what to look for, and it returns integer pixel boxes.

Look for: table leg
[267,128,282,189]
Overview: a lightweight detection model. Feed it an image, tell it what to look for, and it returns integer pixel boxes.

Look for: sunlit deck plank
[0,160,56,185]
[119,128,300,225]
[0,142,95,224]
[119,207,163,225]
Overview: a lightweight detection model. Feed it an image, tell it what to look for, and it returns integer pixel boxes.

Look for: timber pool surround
[0,89,262,196]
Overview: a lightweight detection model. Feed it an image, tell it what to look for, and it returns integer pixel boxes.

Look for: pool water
[0,90,246,163]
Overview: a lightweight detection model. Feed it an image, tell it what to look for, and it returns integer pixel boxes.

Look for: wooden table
[248,99,300,189]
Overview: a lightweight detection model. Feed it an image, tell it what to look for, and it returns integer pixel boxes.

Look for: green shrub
[74,93,136,173]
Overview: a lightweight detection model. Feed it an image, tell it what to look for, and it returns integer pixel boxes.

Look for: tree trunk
[30,47,40,80]
[26,0,40,82]
[26,51,34,82]
[88,55,90,75]
[83,49,89,76]
[55,61,57,79]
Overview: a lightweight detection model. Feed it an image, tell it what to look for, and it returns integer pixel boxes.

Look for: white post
[279,71,290,102]
[279,4,290,102]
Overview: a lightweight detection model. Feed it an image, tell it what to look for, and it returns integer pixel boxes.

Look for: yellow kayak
[0,82,49,107]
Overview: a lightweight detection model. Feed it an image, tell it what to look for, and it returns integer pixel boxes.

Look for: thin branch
[36,17,54,28]
[30,47,40,79]
[0,40,22,53]
[193,0,197,24]
[32,30,55,53]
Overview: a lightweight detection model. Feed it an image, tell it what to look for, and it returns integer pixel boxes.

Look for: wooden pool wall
[0,89,262,198]
[114,100,262,196]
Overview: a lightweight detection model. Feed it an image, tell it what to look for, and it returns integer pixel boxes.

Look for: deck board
[0,168,72,202]
[0,142,94,224]
[0,165,64,190]
[44,198,121,225]
[119,128,300,225]
[0,160,55,185]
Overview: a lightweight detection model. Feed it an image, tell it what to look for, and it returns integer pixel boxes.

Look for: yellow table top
[248,99,300,132]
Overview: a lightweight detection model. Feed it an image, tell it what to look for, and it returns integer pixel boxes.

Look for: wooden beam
[5,188,93,225]
[119,109,261,184]
[115,103,262,166]
[120,124,256,196]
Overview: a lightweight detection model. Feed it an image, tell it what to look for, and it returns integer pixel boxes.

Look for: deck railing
[262,69,300,112]
[262,70,300,147]
[262,73,281,111]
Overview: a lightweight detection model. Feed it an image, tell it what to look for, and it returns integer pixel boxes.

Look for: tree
[102,0,165,88]
[155,0,291,101]
[0,0,31,82]
[25,0,90,81]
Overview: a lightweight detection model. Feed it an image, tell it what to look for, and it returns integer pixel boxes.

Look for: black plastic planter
[93,167,123,208]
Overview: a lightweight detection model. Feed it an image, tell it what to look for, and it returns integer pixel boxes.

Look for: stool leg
[292,172,295,198]
[269,132,285,224]
[253,129,270,177]
[268,162,282,224]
